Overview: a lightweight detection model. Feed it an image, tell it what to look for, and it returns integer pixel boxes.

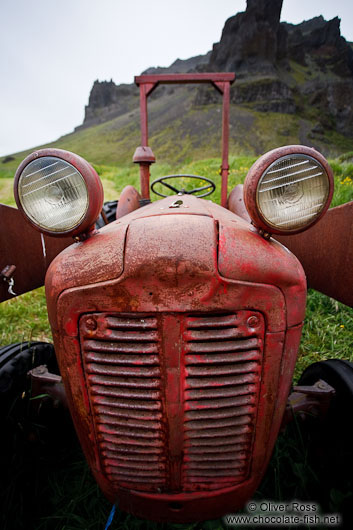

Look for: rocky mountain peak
[81,0,353,143]
[209,0,284,75]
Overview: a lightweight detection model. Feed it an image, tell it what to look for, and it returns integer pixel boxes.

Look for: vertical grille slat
[182,311,264,491]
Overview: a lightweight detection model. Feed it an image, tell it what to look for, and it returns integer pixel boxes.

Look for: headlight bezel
[243,145,334,235]
[14,148,104,238]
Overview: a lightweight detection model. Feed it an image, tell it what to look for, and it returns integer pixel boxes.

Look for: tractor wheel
[298,358,353,444]
[297,359,353,517]
[95,200,118,228]
[0,342,74,528]
[298,359,353,425]
[0,341,57,394]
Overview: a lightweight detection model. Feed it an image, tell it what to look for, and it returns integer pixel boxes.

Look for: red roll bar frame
[134,73,235,207]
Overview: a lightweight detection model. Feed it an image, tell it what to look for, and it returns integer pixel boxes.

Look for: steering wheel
[151,174,216,198]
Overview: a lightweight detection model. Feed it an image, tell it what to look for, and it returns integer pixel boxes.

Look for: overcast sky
[1,0,352,157]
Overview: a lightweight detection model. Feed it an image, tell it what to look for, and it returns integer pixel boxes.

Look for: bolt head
[86,317,97,331]
[247,315,259,328]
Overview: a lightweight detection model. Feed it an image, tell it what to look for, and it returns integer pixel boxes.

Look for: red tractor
[1,73,352,523]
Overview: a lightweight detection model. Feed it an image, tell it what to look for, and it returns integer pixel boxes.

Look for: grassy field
[1,154,353,529]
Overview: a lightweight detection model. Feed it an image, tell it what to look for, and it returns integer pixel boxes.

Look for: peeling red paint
[46,193,305,521]
[75,343,91,413]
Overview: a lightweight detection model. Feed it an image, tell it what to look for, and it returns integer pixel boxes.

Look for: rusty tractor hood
[46,195,306,332]
[44,194,307,519]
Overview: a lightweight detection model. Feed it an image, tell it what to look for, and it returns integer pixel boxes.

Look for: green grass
[93,153,353,208]
[0,288,51,345]
[329,159,353,207]
[0,178,16,206]
[296,289,353,381]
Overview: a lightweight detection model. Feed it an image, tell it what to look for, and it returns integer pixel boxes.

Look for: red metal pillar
[140,84,149,146]
[134,82,156,199]
[221,81,230,208]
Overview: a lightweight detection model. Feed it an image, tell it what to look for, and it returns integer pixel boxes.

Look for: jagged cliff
[77,0,353,153]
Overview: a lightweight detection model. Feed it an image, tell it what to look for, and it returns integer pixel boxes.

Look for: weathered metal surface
[116,186,141,219]
[282,380,335,427]
[13,148,104,238]
[28,364,68,408]
[243,145,334,235]
[135,73,236,87]
[133,146,155,200]
[217,207,307,328]
[0,203,72,302]
[80,313,167,491]
[45,221,127,314]
[228,184,353,308]
[182,311,264,491]
[45,194,305,521]
[220,80,230,208]
[78,310,264,495]
[277,201,353,308]
[134,73,235,206]
[1,265,17,296]
[133,146,156,163]
[1,264,16,280]
[227,184,251,222]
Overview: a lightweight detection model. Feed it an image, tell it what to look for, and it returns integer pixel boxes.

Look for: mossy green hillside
[1,72,353,179]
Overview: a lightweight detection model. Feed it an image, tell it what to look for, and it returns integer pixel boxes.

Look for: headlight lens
[256,154,330,231]
[18,156,88,232]
[243,147,334,235]
[17,156,89,232]
[14,148,104,238]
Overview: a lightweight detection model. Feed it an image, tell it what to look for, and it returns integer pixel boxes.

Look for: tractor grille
[80,315,167,492]
[182,313,263,491]
[79,311,264,493]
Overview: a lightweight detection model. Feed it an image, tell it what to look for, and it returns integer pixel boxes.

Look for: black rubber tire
[0,341,73,529]
[298,359,353,421]
[297,359,353,521]
[95,200,118,228]
[0,341,57,394]
[298,358,353,442]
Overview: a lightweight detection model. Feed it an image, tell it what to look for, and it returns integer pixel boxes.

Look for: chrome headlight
[14,149,104,237]
[244,146,334,235]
